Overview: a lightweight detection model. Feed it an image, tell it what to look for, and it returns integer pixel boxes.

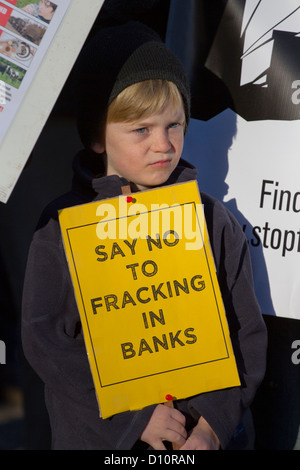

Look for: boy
[22,21,267,450]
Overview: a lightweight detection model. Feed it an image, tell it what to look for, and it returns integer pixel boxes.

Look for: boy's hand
[179,416,220,450]
[140,404,187,450]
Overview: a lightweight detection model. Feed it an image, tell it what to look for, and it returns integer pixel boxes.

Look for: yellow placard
[59,181,240,418]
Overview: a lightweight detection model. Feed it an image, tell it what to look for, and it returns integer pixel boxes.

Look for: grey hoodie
[22,150,267,450]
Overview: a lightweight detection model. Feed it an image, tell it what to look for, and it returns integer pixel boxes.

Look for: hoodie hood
[71,149,198,201]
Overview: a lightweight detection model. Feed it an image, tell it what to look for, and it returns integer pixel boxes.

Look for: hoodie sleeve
[21,216,155,449]
[179,195,268,449]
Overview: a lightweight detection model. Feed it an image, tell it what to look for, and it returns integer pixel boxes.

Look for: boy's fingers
[152,439,167,451]
[165,405,186,426]
[152,433,186,451]
[169,419,187,440]
[165,430,187,448]
[140,404,187,449]
[171,408,186,426]
[163,405,187,445]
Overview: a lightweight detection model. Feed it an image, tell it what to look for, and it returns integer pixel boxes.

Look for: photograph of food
[0,29,36,66]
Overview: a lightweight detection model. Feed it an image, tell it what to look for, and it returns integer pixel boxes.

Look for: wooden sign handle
[164,400,181,450]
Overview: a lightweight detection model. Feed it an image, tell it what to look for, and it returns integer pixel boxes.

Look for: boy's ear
[91,141,105,154]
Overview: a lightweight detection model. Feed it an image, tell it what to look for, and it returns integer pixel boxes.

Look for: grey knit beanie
[74,21,190,149]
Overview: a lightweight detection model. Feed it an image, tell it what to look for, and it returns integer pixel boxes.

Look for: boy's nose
[151,129,171,152]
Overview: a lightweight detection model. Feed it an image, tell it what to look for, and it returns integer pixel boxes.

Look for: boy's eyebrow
[127,110,186,127]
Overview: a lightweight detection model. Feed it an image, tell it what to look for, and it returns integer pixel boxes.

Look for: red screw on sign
[165,394,174,402]
[126,196,136,203]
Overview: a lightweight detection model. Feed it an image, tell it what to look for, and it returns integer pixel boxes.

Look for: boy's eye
[169,122,183,130]
[135,127,147,134]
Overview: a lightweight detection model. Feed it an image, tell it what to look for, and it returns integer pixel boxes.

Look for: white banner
[168,0,300,319]
[182,113,300,320]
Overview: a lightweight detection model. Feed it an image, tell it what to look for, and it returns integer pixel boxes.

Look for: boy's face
[93,100,185,191]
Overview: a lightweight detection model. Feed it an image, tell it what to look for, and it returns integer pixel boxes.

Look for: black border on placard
[65,202,231,388]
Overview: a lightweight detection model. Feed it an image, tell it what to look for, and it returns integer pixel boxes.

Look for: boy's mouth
[150,159,171,168]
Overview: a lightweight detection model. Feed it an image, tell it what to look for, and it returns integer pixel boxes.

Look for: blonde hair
[106,79,186,129]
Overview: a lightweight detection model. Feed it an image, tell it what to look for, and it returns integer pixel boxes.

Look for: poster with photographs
[0,0,104,203]
[0,0,70,144]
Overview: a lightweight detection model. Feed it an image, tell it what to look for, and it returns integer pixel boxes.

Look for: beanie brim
[74,21,190,149]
